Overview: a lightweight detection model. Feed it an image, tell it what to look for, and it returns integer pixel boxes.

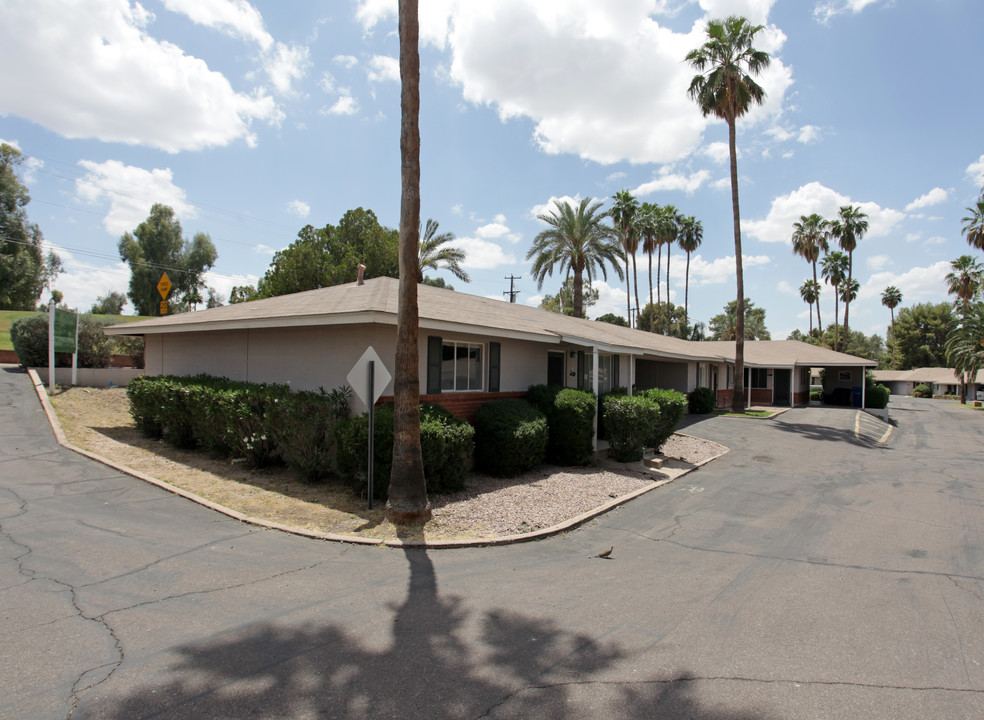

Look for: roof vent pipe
[357,262,366,286]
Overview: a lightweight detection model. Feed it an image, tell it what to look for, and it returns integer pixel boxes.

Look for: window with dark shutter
[488,341,501,392]
[426,336,443,394]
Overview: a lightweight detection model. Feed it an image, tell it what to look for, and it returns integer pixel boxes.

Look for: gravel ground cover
[47,386,724,542]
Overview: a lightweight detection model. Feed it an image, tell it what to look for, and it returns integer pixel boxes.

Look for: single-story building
[872,368,984,401]
[104,277,877,420]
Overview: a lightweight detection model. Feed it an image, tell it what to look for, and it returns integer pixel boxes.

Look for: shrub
[912,383,932,398]
[266,386,351,483]
[10,314,52,368]
[810,389,823,402]
[687,386,715,414]
[526,385,596,466]
[112,335,146,368]
[639,388,688,453]
[336,405,395,498]
[218,383,286,467]
[76,315,116,368]
[419,412,475,493]
[602,394,661,462]
[126,375,163,437]
[865,384,890,409]
[473,399,547,477]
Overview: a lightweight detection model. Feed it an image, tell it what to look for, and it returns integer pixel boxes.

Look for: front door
[547,352,565,387]
[774,369,791,406]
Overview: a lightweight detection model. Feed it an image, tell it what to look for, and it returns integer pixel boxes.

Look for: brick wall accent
[0,349,17,364]
[377,390,528,423]
[793,390,810,406]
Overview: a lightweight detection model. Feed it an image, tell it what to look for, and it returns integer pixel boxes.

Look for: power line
[503,274,521,303]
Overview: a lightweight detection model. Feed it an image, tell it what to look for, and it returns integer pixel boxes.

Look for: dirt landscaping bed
[47,386,723,543]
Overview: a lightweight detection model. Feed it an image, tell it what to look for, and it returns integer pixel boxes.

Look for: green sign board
[53,308,77,354]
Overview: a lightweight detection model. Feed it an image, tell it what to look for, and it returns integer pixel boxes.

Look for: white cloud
[633,167,711,196]
[814,0,881,24]
[904,187,949,212]
[319,72,336,93]
[49,258,132,312]
[367,55,400,83]
[322,90,359,116]
[0,0,282,153]
[162,0,272,49]
[925,236,947,246]
[264,42,311,95]
[683,253,771,286]
[451,204,464,216]
[797,125,822,144]
[354,1,792,165]
[743,181,906,244]
[777,280,795,295]
[203,270,260,304]
[334,54,359,69]
[475,221,510,239]
[452,237,517,269]
[606,171,628,183]
[862,261,949,304]
[75,160,195,235]
[702,142,730,164]
[286,200,310,218]
[530,194,593,221]
[254,244,277,255]
[967,154,984,185]
[764,125,795,142]
[867,254,890,271]
[698,0,777,25]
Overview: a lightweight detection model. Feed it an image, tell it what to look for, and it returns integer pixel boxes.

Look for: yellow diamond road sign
[157,272,172,299]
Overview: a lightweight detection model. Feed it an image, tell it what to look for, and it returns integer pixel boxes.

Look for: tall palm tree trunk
[833,285,840,352]
[387,0,429,525]
[844,250,853,349]
[813,260,823,334]
[728,119,745,414]
[665,243,672,334]
[648,252,654,333]
[890,308,896,368]
[631,253,641,331]
[684,252,692,329]
[624,250,632,327]
[573,265,584,318]
[656,245,663,331]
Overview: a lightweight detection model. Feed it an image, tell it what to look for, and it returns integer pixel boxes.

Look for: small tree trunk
[813,260,823,334]
[573,265,584,318]
[387,0,430,525]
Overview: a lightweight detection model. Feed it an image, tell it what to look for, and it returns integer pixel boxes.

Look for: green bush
[473,399,547,477]
[602,394,661,462]
[912,383,932,398]
[810,389,823,402]
[336,403,474,498]
[865,384,890,409]
[9,312,117,368]
[266,386,351,483]
[112,335,145,368]
[76,315,116,368]
[638,388,688,452]
[687,386,715,414]
[126,375,163,437]
[526,385,596,466]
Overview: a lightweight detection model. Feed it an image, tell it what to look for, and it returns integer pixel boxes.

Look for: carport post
[592,346,599,452]
[861,366,866,409]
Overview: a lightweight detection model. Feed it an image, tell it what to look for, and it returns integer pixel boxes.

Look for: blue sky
[1,0,982,342]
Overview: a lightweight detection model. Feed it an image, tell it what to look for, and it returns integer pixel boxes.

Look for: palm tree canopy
[946,304,984,380]
[945,255,984,309]
[829,205,869,255]
[678,215,703,254]
[637,202,660,256]
[800,279,820,305]
[655,204,681,248]
[791,213,829,264]
[418,218,469,283]
[610,189,640,255]
[685,15,770,124]
[838,277,860,304]
[962,196,984,252]
[526,198,624,309]
[881,285,903,310]
[820,251,849,286]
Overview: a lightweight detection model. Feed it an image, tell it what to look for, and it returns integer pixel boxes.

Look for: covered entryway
[774,369,791,406]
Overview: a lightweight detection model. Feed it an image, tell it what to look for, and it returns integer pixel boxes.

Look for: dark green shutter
[577,351,585,390]
[613,354,620,389]
[426,336,443,394]
[488,342,501,393]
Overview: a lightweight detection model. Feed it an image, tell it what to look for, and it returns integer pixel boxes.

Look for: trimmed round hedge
[473,398,547,477]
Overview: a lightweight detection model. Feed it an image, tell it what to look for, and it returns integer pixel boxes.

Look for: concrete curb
[27,369,728,549]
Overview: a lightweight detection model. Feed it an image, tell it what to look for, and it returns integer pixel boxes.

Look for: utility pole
[503,275,521,303]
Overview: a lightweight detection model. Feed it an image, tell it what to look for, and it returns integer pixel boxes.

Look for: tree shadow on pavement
[76,547,774,720]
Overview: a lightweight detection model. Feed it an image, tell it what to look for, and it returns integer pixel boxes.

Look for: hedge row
[526,385,595,466]
[602,389,688,462]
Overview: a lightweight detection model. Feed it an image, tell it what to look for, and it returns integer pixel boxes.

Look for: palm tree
[657,204,680,334]
[829,205,868,342]
[678,215,703,329]
[610,190,640,327]
[963,195,984,252]
[388,0,429,525]
[791,213,829,333]
[945,254,984,313]
[881,285,903,368]
[636,202,660,332]
[417,219,469,283]
[687,15,770,413]
[527,198,624,319]
[799,279,820,334]
[820,251,848,351]
[946,303,984,405]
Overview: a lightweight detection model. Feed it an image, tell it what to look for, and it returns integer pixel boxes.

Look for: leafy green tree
[610,190,640,326]
[892,302,957,370]
[0,143,62,310]
[595,312,628,327]
[829,205,869,341]
[118,204,217,316]
[258,208,399,298]
[709,298,770,341]
[640,302,691,338]
[90,291,127,315]
[799,279,821,334]
[527,198,623,319]
[820,250,849,351]
[229,284,260,304]
[945,254,983,313]
[418,219,468,283]
[791,213,829,333]
[677,215,703,329]
[686,15,770,412]
[963,193,984,253]
[946,302,984,404]
[421,276,453,290]
[881,285,903,368]
[539,279,599,316]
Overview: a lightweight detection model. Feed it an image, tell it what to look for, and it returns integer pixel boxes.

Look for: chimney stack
[357,262,366,286]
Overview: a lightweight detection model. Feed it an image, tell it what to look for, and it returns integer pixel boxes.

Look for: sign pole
[71,308,79,387]
[48,299,55,394]
[367,360,375,510]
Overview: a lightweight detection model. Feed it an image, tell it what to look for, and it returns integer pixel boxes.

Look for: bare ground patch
[48,386,722,543]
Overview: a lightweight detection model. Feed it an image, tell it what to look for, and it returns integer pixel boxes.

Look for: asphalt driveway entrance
[2,366,983,719]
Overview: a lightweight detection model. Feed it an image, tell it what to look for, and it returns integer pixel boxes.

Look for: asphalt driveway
[2,365,983,719]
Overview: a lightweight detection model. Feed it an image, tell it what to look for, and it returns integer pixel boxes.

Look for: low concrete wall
[32,367,144,388]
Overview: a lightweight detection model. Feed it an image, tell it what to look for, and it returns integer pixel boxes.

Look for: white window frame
[440,340,484,392]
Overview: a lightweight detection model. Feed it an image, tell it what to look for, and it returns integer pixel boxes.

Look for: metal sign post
[346,347,392,510]
[367,360,375,509]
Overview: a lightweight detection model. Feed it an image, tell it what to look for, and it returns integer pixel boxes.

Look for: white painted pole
[48,300,55,394]
[592,347,600,452]
[71,308,78,386]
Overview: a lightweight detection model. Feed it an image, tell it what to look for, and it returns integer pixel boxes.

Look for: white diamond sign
[346,346,391,407]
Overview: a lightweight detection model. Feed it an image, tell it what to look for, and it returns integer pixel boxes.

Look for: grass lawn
[1,310,153,352]
[716,409,777,418]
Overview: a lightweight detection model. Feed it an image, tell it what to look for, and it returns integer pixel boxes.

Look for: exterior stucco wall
[634,359,689,393]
